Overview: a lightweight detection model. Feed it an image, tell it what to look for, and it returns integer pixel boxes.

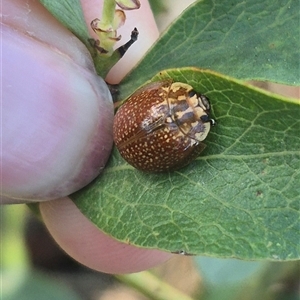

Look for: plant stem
[101,0,116,30]
[1,205,29,270]
[115,271,195,300]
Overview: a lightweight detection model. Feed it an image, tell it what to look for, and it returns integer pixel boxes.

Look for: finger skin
[4,0,173,273]
[40,198,172,274]
[40,0,173,273]
[1,0,114,203]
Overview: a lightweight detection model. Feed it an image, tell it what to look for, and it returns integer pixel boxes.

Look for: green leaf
[148,0,167,16]
[40,0,91,49]
[120,0,299,98]
[72,68,300,260]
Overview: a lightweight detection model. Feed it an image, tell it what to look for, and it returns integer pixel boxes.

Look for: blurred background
[2,203,300,300]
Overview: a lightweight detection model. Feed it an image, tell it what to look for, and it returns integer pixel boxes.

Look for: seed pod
[113,81,216,172]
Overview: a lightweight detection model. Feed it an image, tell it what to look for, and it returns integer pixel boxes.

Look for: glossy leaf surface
[72,68,300,260]
[120,0,299,98]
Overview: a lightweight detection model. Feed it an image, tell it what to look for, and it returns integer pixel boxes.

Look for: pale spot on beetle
[178,95,186,101]
[166,117,172,123]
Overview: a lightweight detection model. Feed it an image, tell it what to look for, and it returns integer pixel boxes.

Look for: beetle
[113,81,216,172]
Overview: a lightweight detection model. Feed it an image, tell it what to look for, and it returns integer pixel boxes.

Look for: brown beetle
[113,81,216,172]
